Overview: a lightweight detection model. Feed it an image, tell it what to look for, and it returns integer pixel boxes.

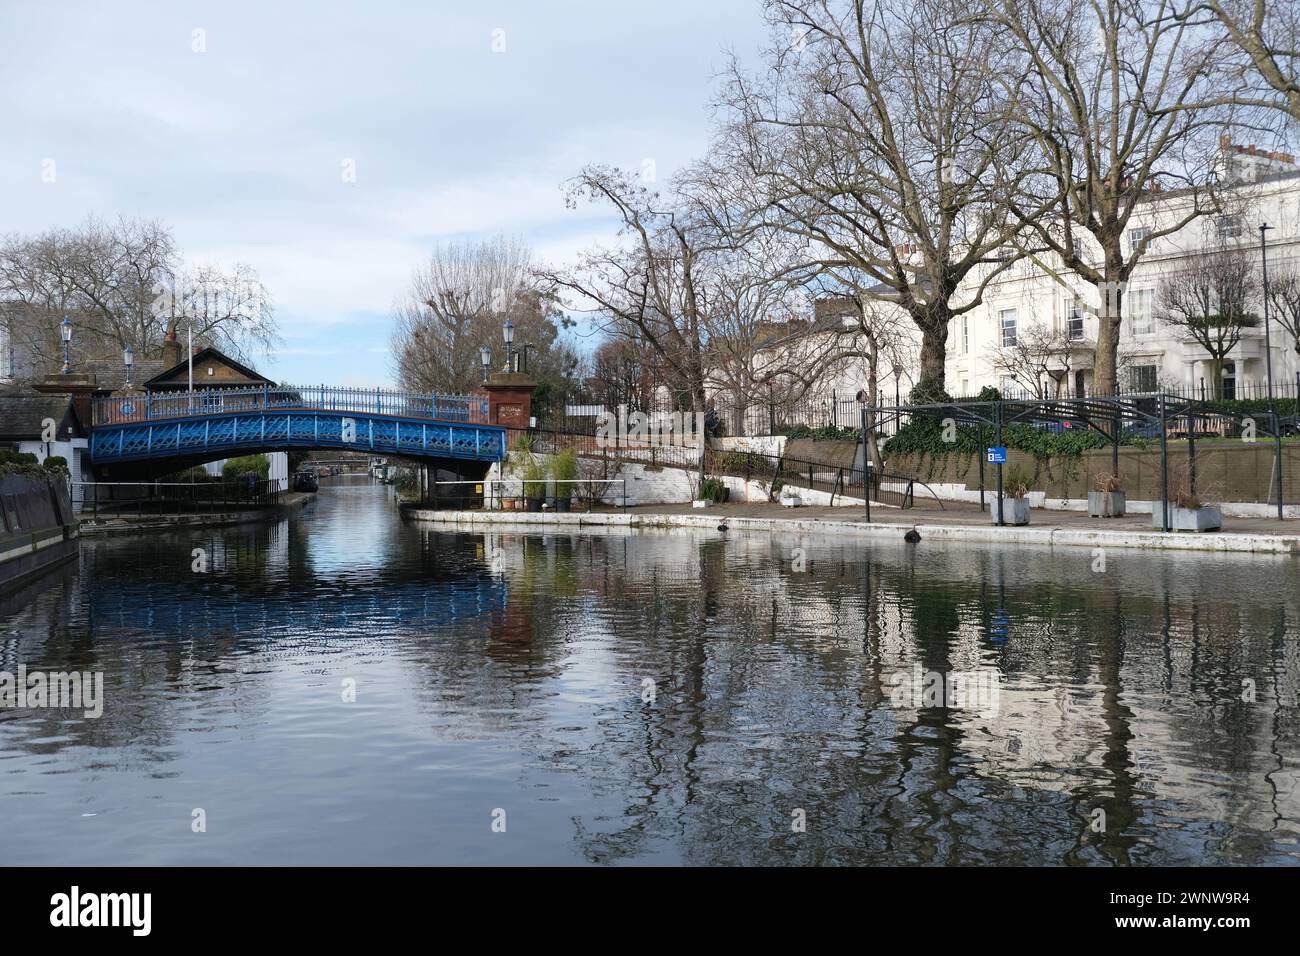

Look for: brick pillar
[479,372,537,446]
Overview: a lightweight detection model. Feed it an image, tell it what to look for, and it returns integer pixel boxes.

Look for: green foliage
[223,454,270,481]
[0,450,70,479]
[781,424,861,441]
[883,414,1113,462]
[1003,465,1031,498]
[699,476,729,502]
[551,448,578,483]
[1201,396,1298,418]
[522,458,548,498]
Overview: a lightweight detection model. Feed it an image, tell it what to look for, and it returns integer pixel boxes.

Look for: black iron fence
[73,479,283,516]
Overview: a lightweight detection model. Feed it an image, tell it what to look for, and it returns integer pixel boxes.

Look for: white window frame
[1128,226,1152,254]
[0,326,11,380]
[1216,215,1244,239]
[1129,365,1158,393]
[1000,308,1017,347]
[1063,297,1085,341]
[1129,288,1154,336]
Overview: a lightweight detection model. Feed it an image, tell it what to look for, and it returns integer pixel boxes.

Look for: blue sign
[987,446,1007,464]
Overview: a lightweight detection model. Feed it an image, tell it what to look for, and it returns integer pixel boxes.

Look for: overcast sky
[0,0,768,386]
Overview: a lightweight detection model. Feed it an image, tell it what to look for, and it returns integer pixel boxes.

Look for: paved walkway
[407,500,1300,556]
[619,499,1300,537]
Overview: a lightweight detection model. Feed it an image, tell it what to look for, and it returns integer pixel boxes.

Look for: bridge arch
[88,389,507,479]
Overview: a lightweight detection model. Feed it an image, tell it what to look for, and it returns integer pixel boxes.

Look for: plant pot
[502,497,518,511]
[1088,491,1126,517]
[991,497,1030,525]
[1152,504,1221,532]
[526,497,544,513]
[555,497,572,513]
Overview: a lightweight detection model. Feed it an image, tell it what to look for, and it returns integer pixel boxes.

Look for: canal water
[1,476,1297,865]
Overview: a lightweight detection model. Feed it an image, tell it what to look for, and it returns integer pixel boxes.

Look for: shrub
[551,448,578,484]
[699,476,729,502]
[522,459,548,499]
[782,424,860,441]
[223,454,269,482]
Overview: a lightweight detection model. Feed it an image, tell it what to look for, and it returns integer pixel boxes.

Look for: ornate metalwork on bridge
[88,384,506,466]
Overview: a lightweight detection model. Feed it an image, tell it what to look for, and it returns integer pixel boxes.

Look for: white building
[747,140,1300,414]
[946,144,1300,401]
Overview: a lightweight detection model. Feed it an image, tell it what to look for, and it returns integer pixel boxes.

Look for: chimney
[162,329,182,367]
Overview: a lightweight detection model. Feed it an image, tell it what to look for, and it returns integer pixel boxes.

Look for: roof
[143,346,274,389]
[0,387,84,439]
[81,357,168,392]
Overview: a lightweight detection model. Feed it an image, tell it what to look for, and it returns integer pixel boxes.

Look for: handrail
[91,384,489,427]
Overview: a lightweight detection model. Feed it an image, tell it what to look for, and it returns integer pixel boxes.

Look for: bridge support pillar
[480,372,537,450]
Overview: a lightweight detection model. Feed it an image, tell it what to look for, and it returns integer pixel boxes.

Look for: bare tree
[708,0,1037,400]
[391,235,578,396]
[1265,264,1300,361]
[1179,0,1300,121]
[544,166,722,412]
[984,0,1270,395]
[1156,242,1259,394]
[990,323,1079,399]
[0,216,275,375]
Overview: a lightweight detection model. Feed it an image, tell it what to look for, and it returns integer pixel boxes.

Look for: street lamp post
[480,345,492,384]
[1260,223,1284,521]
[60,317,73,374]
[502,319,514,373]
[124,345,134,387]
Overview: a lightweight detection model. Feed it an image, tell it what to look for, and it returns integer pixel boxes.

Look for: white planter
[691,499,711,509]
[1152,504,1222,532]
[991,497,1030,525]
[1088,491,1126,517]
[780,494,802,508]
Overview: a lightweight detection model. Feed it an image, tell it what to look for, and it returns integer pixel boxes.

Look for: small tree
[1155,243,1259,396]
[990,323,1078,399]
[1265,265,1300,366]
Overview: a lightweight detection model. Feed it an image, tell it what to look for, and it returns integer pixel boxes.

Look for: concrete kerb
[403,508,1300,556]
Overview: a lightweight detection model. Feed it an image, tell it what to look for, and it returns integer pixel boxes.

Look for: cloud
[0,0,769,385]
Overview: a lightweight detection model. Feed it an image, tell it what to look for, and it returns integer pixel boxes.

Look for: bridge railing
[91,384,490,427]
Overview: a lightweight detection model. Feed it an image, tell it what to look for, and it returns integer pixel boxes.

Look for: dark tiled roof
[0,388,82,439]
[80,358,168,392]
[144,347,273,388]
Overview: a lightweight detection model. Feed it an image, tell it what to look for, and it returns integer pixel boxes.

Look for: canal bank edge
[77,492,316,538]
[403,507,1300,556]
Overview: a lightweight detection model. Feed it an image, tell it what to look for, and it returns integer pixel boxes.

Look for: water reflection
[1,479,1297,865]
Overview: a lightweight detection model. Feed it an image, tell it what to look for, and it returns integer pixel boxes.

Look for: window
[1000,308,1017,347]
[961,316,969,355]
[1129,288,1153,335]
[0,326,11,380]
[1128,226,1152,254]
[1216,215,1244,239]
[1129,365,1158,393]
[1064,298,1085,340]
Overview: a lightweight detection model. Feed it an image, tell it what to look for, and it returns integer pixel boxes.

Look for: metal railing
[419,478,628,512]
[72,479,283,516]
[91,384,489,427]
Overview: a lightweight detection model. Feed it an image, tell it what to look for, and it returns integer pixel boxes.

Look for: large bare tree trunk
[914,313,949,400]
[1093,289,1122,397]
